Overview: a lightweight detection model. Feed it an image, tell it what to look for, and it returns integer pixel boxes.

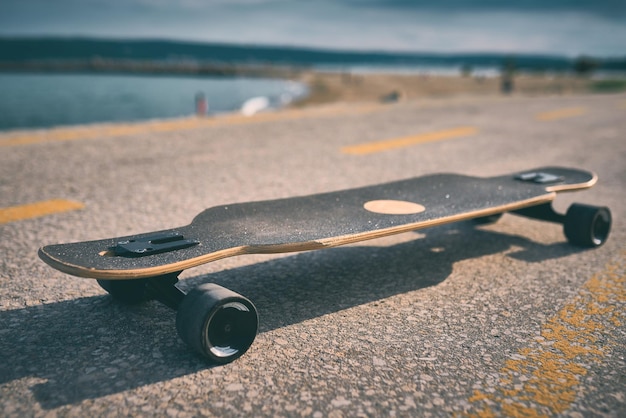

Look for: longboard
[38,167,612,363]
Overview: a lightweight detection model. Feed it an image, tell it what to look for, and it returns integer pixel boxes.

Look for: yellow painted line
[341,126,478,155]
[535,107,587,121]
[0,199,85,224]
[0,103,385,148]
[467,253,626,417]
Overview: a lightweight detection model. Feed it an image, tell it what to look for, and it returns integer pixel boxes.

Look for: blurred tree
[573,56,599,76]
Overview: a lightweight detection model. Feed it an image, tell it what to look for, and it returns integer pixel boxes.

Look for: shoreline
[2,90,625,145]
[1,68,624,134]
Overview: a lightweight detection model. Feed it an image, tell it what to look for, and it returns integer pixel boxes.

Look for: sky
[1,0,625,57]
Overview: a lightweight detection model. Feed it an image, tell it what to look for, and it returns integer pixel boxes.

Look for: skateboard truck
[112,232,199,257]
[97,271,185,309]
[97,271,258,363]
[511,202,611,247]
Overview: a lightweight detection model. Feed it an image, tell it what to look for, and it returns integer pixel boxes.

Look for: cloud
[0,0,624,56]
[345,0,626,19]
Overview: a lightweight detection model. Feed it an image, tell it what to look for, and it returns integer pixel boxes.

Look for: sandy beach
[292,70,601,107]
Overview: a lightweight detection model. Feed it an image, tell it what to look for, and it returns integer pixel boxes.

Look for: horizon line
[2,34,624,60]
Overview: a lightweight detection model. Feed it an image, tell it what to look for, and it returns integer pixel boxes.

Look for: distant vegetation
[591,79,626,92]
[1,37,624,77]
[573,56,599,76]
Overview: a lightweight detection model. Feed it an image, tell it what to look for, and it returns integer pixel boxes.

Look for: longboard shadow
[2,221,582,409]
[188,221,584,333]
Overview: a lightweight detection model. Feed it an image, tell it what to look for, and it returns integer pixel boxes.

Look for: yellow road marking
[467,253,626,417]
[0,199,84,224]
[535,107,587,121]
[0,103,384,148]
[341,126,479,155]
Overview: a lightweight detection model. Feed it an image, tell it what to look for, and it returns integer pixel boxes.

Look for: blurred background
[1,0,625,130]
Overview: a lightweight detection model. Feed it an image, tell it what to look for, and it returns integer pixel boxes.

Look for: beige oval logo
[363,200,426,215]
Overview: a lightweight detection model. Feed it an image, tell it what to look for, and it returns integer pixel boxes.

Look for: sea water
[0,72,308,131]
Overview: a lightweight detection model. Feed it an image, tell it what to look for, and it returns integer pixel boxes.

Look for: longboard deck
[39,167,596,280]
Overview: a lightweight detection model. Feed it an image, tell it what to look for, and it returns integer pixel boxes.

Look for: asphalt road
[1,93,625,417]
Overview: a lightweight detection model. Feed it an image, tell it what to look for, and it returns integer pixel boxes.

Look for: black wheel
[176,283,258,364]
[473,213,503,225]
[563,203,611,248]
[97,279,149,304]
